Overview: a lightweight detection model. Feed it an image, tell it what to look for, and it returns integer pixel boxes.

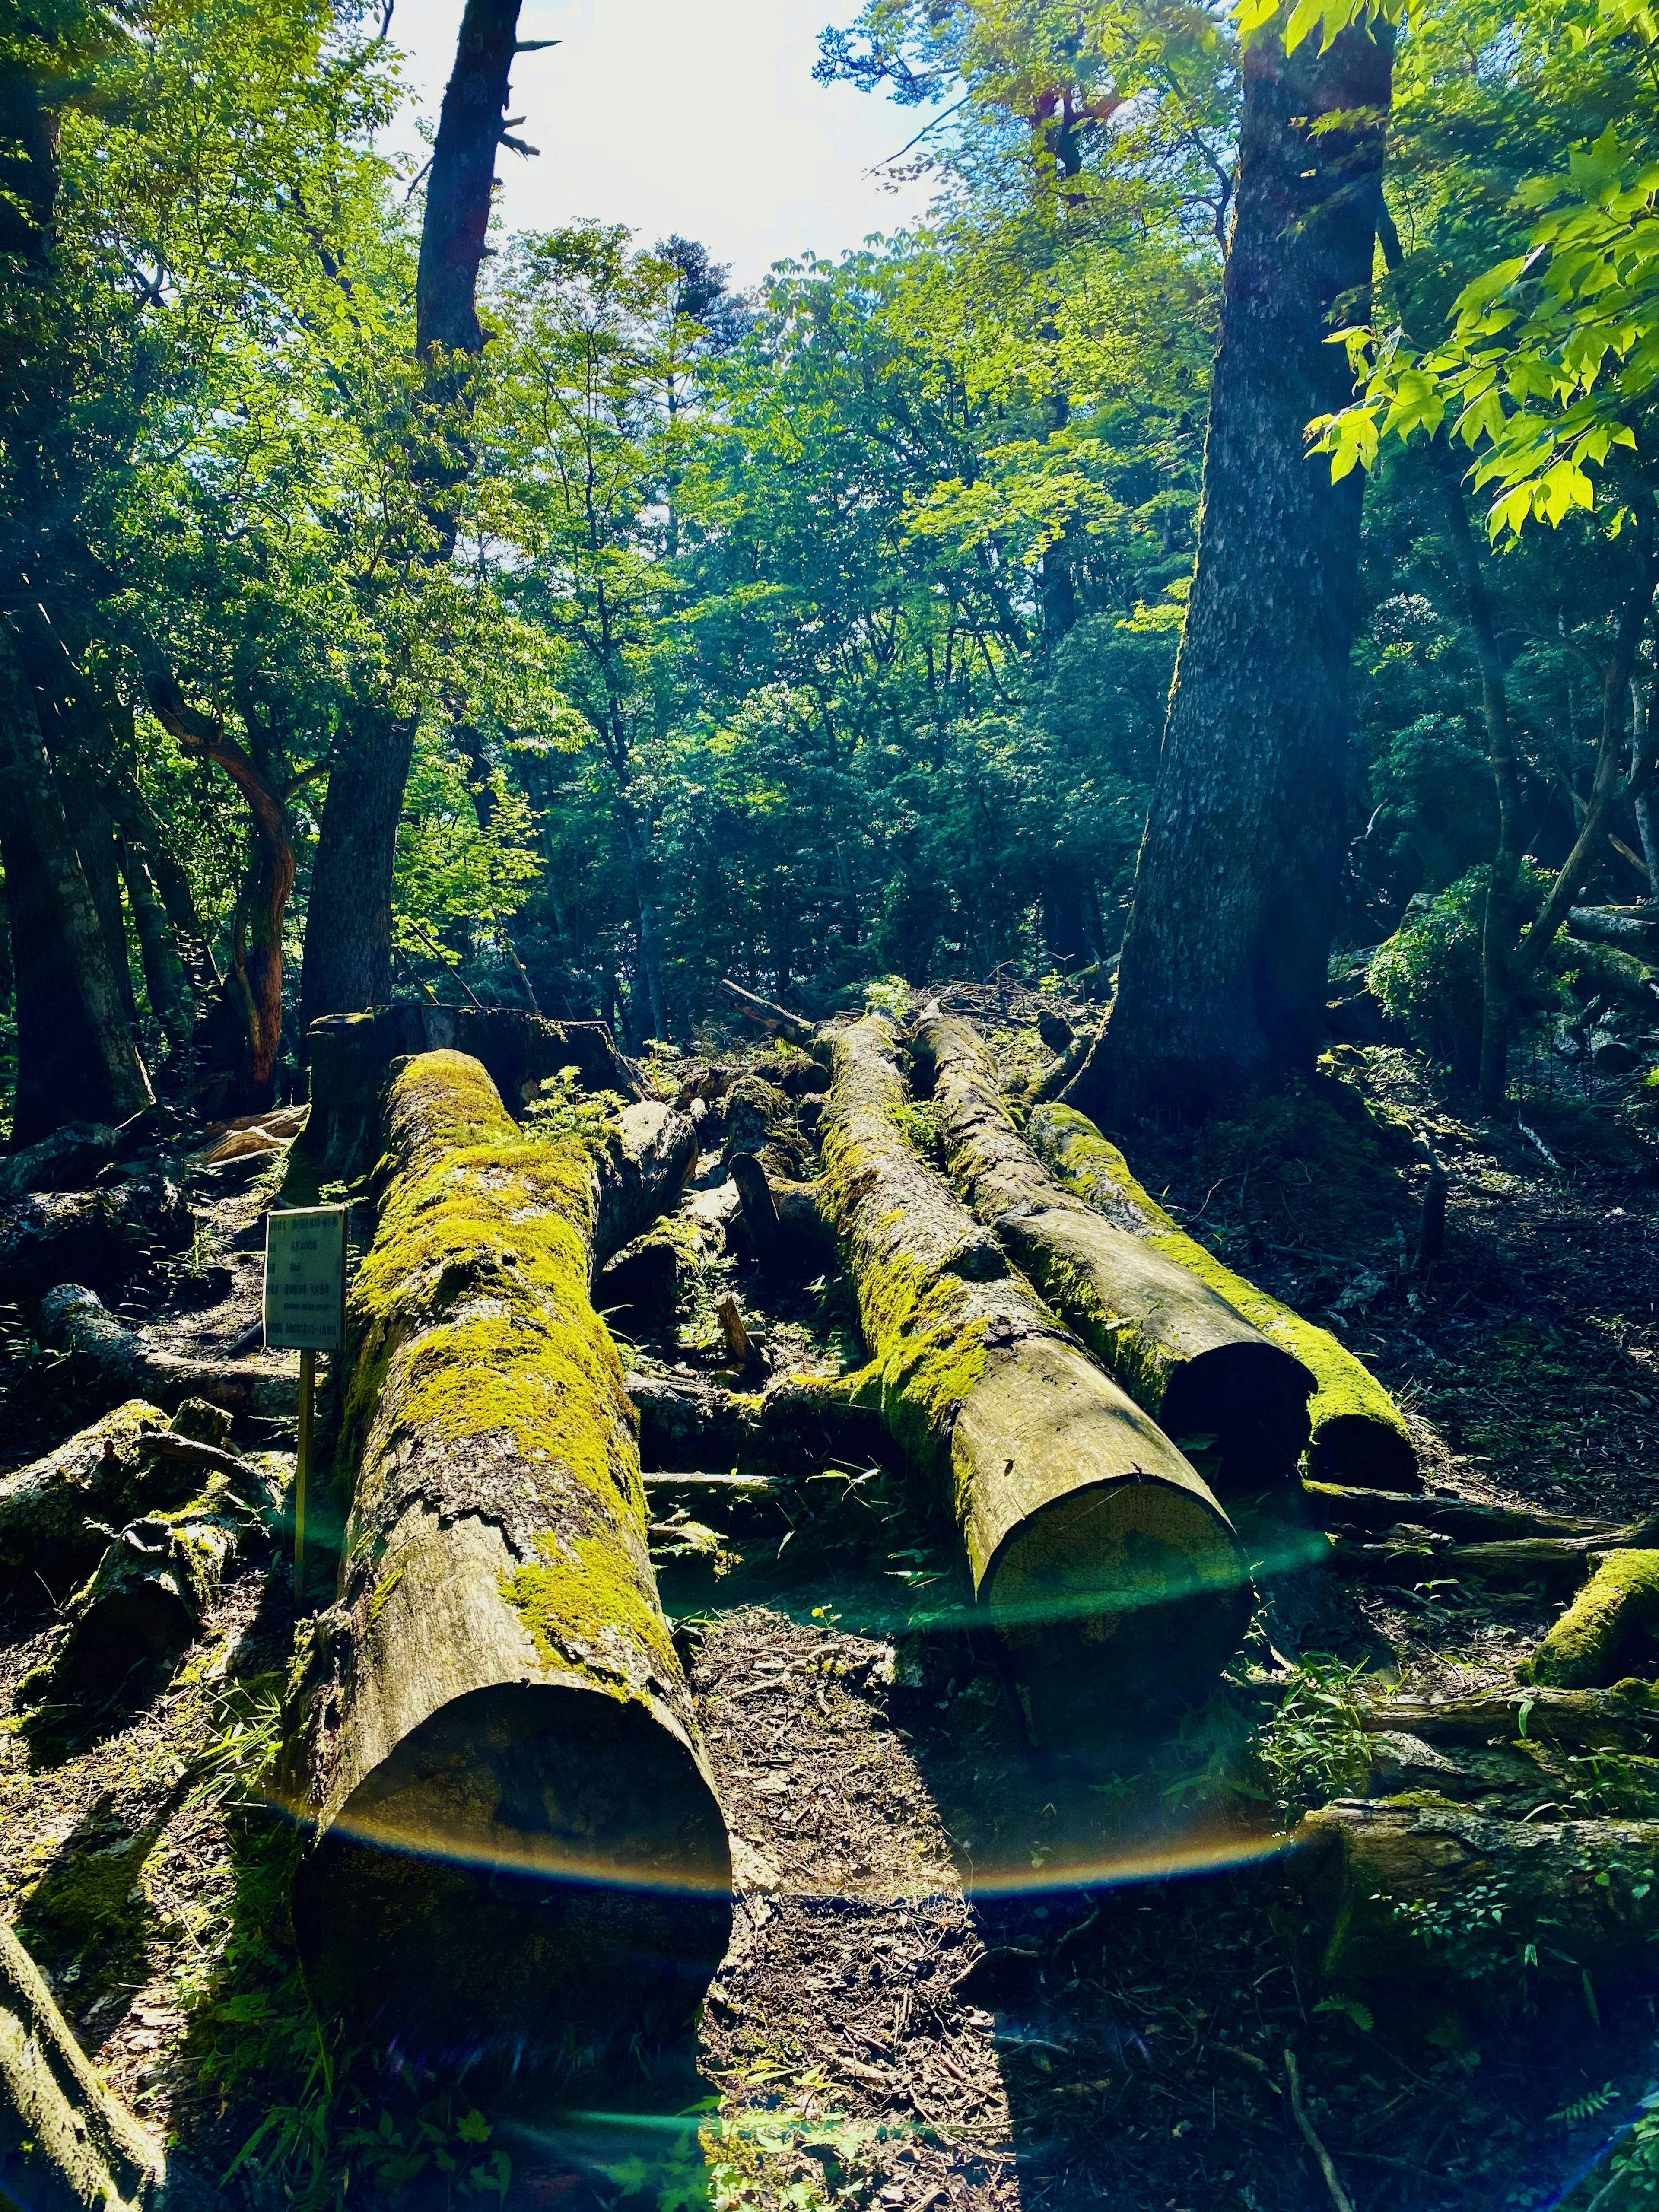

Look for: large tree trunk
[1027,1100,1418,1489]
[0,650,152,1144]
[913,1015,1313,1491]
[1065,22,1393,1121]
[818,1013,1251,1725]
[285,1050,725,2076]
[299,0,526,1035]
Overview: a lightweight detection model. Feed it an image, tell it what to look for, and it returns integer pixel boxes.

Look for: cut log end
[295,1681,731,2073]
[1306,1412,1421,1494]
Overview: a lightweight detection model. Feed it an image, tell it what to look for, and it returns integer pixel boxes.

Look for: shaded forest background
[2,0,1657,1127]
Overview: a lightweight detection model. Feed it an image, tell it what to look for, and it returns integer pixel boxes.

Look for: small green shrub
[1369,861,1556,1082]
[1254,1655,1376,1815]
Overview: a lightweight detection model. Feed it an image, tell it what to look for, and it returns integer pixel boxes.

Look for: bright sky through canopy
[383,0,939,286]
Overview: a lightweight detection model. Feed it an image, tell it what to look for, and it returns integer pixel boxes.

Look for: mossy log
[1304,1481,1623,1543]
[292,1004,644,1185]
[0,1120,120,1203]
[0,1174,192,1305]
[1567,906,1659,963]
[27,1475,254,1700]
[0,1399,169,1606]
[0,1918,168,2212]
[1027,1101,1418,1490]
[286,1051,728,2076]
[818,1013,1251,1716]
[38,1285,298,1421]
[623,1368,887,1478]
[1299,1799,1659,1991]
[1521,1551,1659,1689]
[1363,1680,1659,1752]
[913,1016,1314,1489]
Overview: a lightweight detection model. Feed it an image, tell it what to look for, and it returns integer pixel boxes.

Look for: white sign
[264,1206,348,1353]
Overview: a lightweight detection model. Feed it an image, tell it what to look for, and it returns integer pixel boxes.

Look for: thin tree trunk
[117,837,193,1067]
[299,0,526,1039]
[1066,21,1393,1121]
[146,673,295,1107]
[65,788,136,1024]
[0,645,151,1143]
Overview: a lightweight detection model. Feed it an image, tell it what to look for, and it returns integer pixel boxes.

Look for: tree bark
[1027,1100,1419,1488]
[415,0,527,362]
[914,1015,1314,1491]
[0,1174,192,1305]
[144,671,295,1108]
[0,1399,169,1610]
[285,1050,725,2075]
[37,1285,299,1424]
[1299,1800,1659,1993]
[1065,22,1393,1121]
[116,836,193,1066]
[0,650,152,1144]
[0,1920,168,2212]
[819,1013,1252,1723]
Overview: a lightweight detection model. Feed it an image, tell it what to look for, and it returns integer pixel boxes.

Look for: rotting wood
[1303,1481,1623,1543]
[818,1012,1252,1719]
[1567,905,1659,963]
[1328,1531,1611,1591]
[1361,1680,1659,1751]
[1298,1799,1659,1991]
[0,1120,119,1203]
[26,1474,257,1701]
[913,1015,1314,1490]
[284,1050,728,2077]
[38,1285,298,1421]
[0,1918,170,2212]
[0,1399,169,1607]
[1520,1550,1659,1688]
[625,1369,887,1478]
[727,1156,836,1280]
[1027,1100,1419,1490]
[0,1174,192,1305]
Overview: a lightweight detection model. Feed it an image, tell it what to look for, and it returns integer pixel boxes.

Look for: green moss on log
[1028,1101,1416,1488]
[1522,1550,1659,1689]
[503,1530,681,1692]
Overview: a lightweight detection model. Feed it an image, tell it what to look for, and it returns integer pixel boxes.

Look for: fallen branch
[716,978,820,1049]
[819,1013,1251,1721]
[286,1050,728,2076]
[1303,1481,1621,1544]
[1284,2049,1355,2212]
[914,1015,1314,1490]
[1027,1102,1419,1491]
[1361,1681,1659,1751]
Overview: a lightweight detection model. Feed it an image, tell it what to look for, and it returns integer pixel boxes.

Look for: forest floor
[2,986,1659,2212]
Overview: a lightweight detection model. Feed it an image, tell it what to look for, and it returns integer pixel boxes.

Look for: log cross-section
[286,1049,728,2075]
[913,1014,1315,1490]
[818,1014,1251,1720]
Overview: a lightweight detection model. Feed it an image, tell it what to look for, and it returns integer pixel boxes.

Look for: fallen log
[716,977,820,1049]
[1361,1681,1659,1752]
[625,1368,889,1478]
[726,1154,835,1278]
[1027,1102,1418,1491]
[1567,905,1659,964]
[0,1121,119,1203]
[285,1050,728,2076]
[1520,1550,1659,1688]
[0,1918,168,2212]
[1298,1799,1659,1992]
[0,1399,169,1606]
[1328,1531,1609,1590]
[1303,1481,1622,1544]
[0,1175,192,1305]
[25,1473,255,1701]
[914,1017,1314,1489]
[38,1285,298,1422]
[819,1013,1251,1717]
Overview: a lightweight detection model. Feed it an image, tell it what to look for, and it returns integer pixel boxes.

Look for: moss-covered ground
[3,998,1659,2212]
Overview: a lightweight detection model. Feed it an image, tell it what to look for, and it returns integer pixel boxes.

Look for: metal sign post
[264,1205,348,1601]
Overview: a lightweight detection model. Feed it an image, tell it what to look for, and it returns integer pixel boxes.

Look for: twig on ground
[1285,2048,1357,2212]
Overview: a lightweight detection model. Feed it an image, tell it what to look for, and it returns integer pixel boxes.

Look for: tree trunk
[64,787,136,1024]
[0,1920,168,2212]
[145,672,294,1107]
[913,1015,1314,1491]
[819,1013,1252,1725]
[285,1050,725,2076]
[0,651,152,1144]
[117,836,194,1066]
[28,1476,251,1701]
[1065,22,1393,1121]
[38,1285,299,1424]
[0,1399,169,1609]
[297,714,418,1037]
[1027,1100,1419,1488]
[1299,1800,1659,1995]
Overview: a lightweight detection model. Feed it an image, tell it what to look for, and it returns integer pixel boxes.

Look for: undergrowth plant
[1253,1656,1377,1816]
